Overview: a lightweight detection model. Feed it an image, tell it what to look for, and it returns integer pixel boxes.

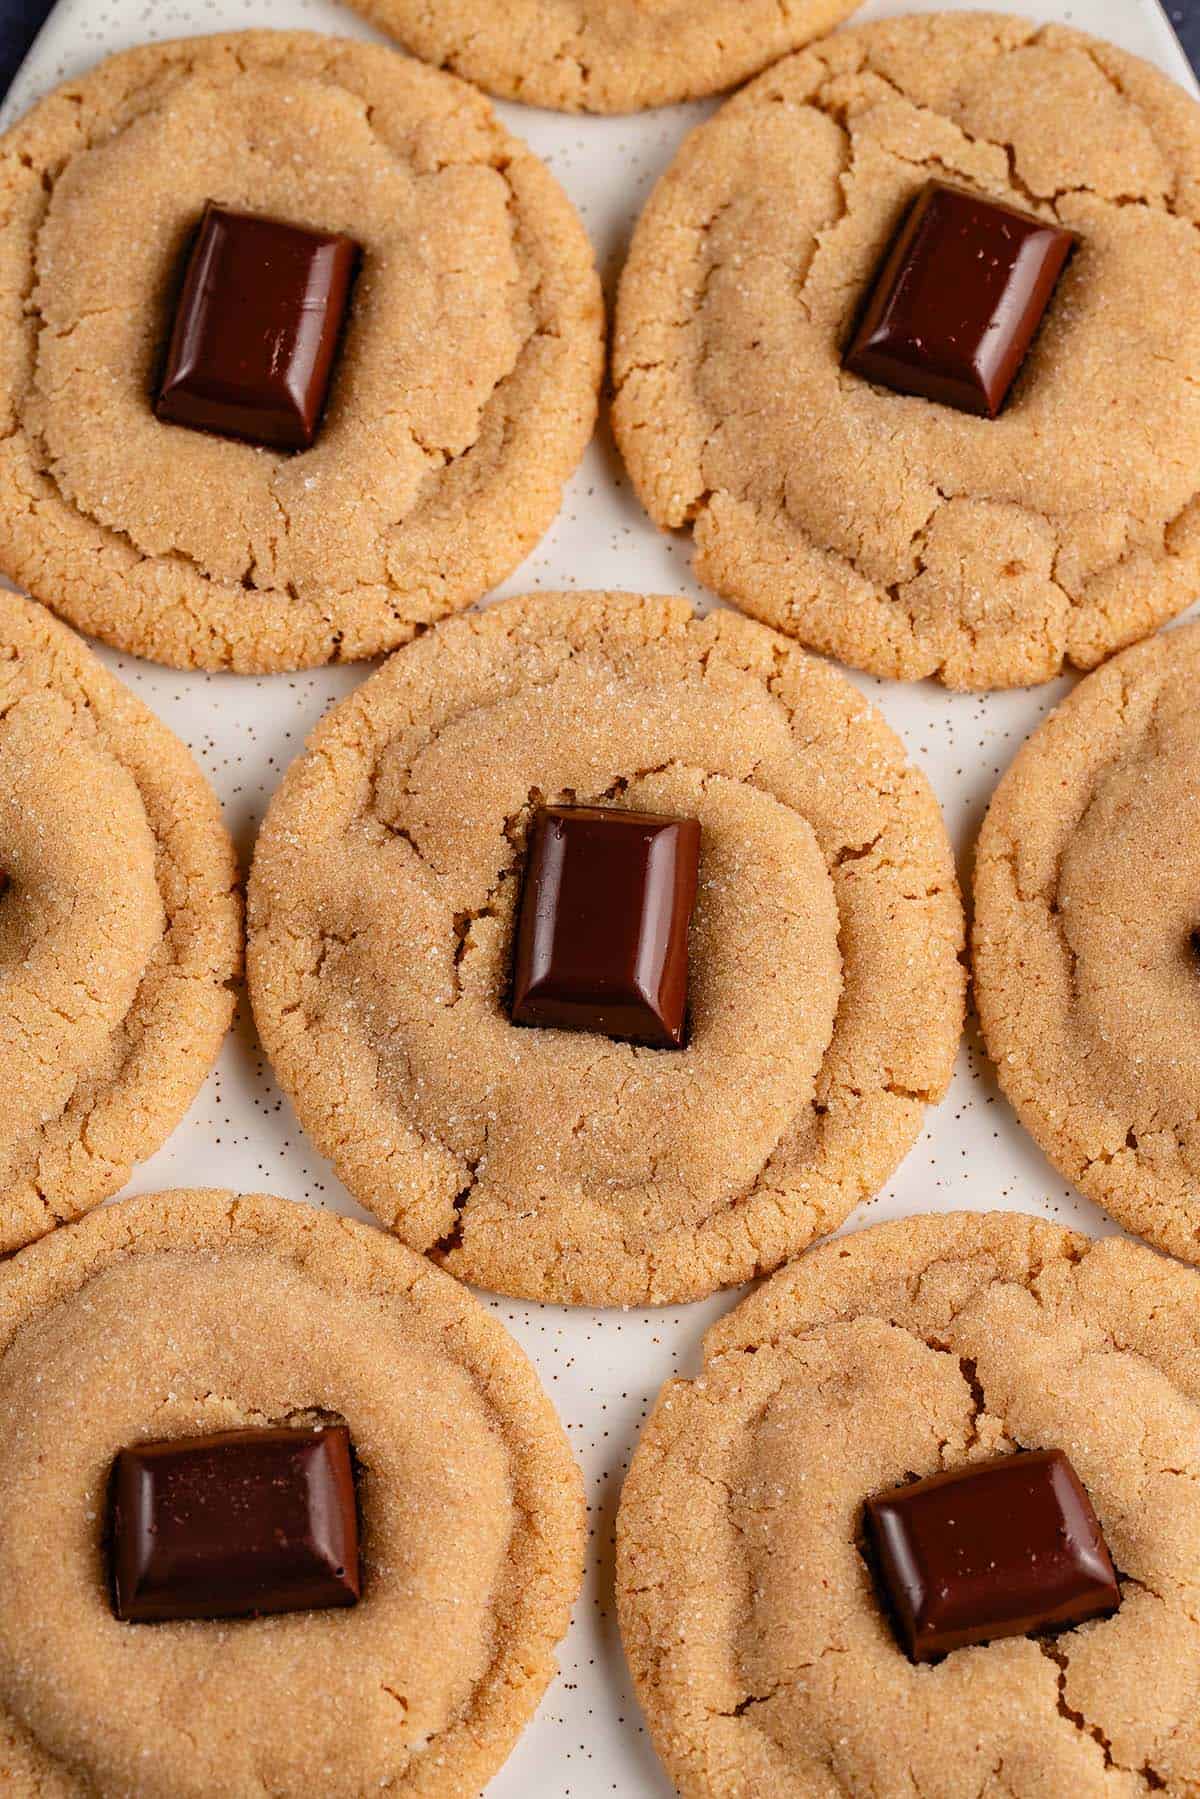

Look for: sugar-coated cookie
[247,591,964,1305]
[614,15,1200,689]
[341,0,861,113]
[0,1189,584,1796]
[619,1211,1200,1795]
[0,592,238,1253]
[0,33,603,671]
[974,620,1200,1263]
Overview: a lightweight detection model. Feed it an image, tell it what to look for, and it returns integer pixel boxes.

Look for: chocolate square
[844,181,1075,417]
[110,1425,361,1623]
[510,804,700,1049]
[865,1448,1120,1662]
[156,204,360,451]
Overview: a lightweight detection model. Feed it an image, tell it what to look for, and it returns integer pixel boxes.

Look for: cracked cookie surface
[618,1210,1200,1797]
[0,591,239,1255]
[246,590,964,1306]
[0,31,603,672]
[974,621,1200,1265]
[612,14,1200,690]
[340,0,861,113]
[0,1187,584,1798]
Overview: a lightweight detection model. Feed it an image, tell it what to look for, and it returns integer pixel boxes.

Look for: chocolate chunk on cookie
[865,1448,1119,1661]
[111,1426,362,1623]
[510,804,700,1049]
[157,205,360,451]
[844,181,1074,417]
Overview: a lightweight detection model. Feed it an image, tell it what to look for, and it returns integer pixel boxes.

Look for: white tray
[3,2,1197,1794]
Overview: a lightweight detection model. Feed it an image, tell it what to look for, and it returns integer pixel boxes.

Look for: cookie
[0,1188,584,1797]
[0,32,603,672]
[246,590,965,1306]
[340,0,862,114]
[618,1210,1200,1797]
[0,591,239,1255]
[974,620,1200,1265]
[612,14,1200,690]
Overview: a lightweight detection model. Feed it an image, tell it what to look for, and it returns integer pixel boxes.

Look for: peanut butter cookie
[0,1188,583,1797]
[613,15,1200,689]
[247,590,964,1305]
[974,620,1200,1264]
[619,1211,1200,1796]
[342,0,861,113]
[0,591,238,1254]
[0,32,603,671]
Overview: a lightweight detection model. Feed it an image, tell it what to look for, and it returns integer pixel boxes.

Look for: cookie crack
[1036,1637,1165,1788]
[832,831,884,869]
[719,1647,854,1722]
[710,1234,1089,1363]
[816,54,1188,228]
[447,829,523,1008]
[430,1139,486,1258]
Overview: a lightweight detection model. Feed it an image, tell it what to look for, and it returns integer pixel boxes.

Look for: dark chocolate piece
[110,1425,361,1623]
[865,1448,1120,1662]
[156,204,359,451]
[511,804,700,1049]
[844,181,1075,417]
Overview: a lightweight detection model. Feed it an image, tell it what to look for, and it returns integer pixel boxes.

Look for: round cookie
[247,590,965,1306]
[0,1188,584,1797]
[618,1210,1200,1797]
[0,32,603,672]
[612,13,1200,690]
[0,591,239,1255]
[974,621,1200,1265]
[341,0,861,114]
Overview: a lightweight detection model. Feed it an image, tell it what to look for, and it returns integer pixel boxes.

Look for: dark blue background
[1174,5,1200,67]
[0,1,1197,95]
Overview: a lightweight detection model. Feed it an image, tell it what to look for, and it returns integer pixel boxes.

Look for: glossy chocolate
[110,1425,361,1623]
[156,204,359,451]
[865,1448,1120,1662]
[844,181,1075,417]
[511,804,700,1049]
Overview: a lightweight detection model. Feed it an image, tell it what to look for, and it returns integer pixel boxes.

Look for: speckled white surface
[1,2,1197,1794]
